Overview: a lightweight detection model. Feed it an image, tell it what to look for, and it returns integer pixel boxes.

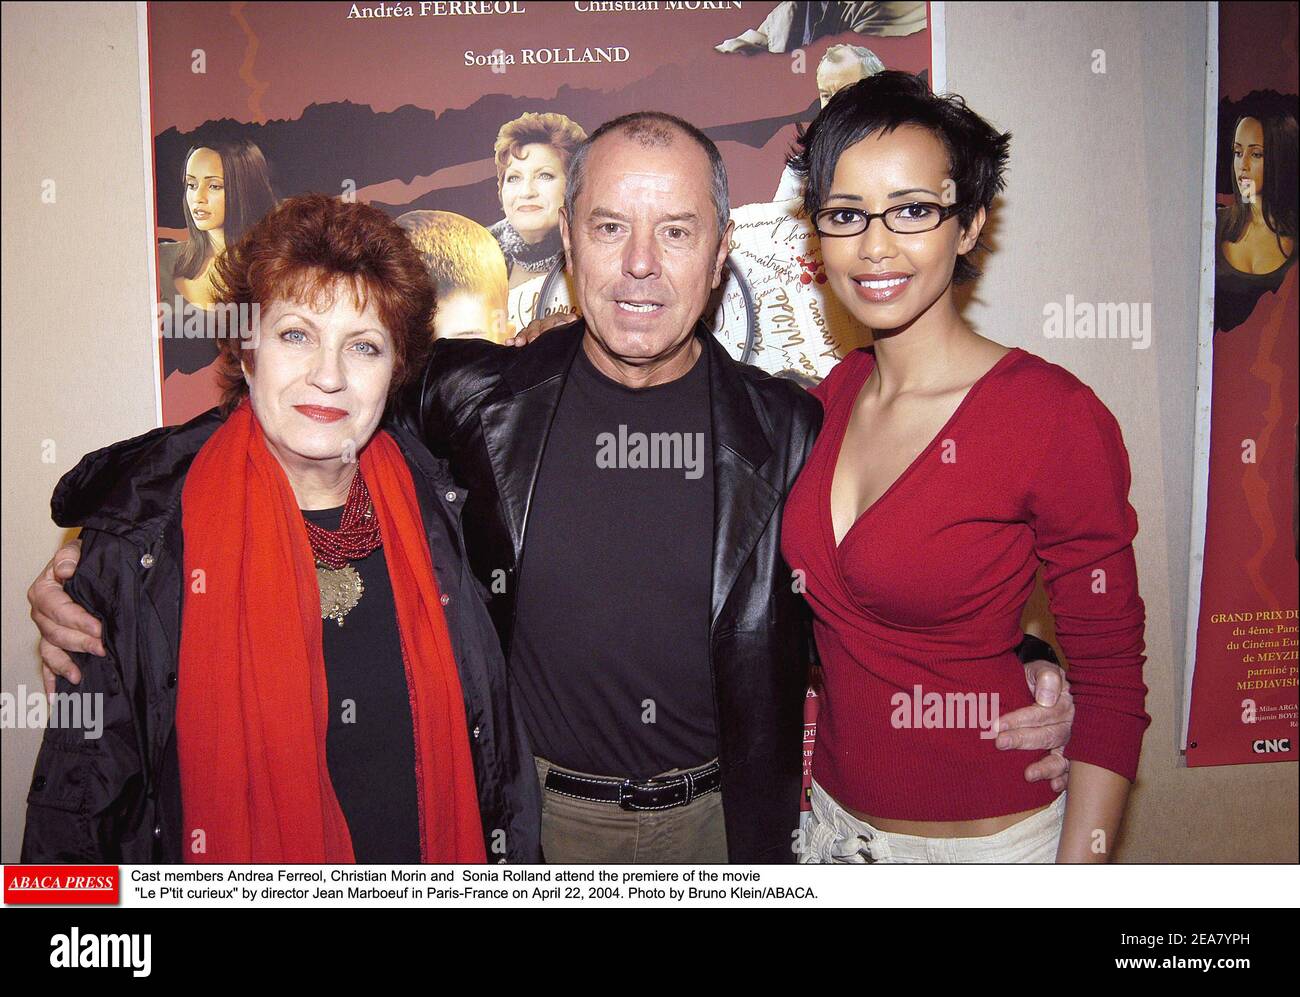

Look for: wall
[2,2,157,861]
[2,1,1295,862]
[946,1,1296,861]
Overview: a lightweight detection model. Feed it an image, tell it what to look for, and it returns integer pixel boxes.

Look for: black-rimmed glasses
[812,202,962,237]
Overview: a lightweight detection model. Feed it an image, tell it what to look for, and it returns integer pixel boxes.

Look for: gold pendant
[317,563,363,626]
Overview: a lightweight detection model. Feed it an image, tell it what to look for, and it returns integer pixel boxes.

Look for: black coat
[21,410,542,864]
[393,321,824,863]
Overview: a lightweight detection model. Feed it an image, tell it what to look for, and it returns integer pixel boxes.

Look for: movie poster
[1185,1,1298,767]
[142,0,939,424]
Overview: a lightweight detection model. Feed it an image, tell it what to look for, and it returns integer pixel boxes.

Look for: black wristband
[1016,632,1059,666]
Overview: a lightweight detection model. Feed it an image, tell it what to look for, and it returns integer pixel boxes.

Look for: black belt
[544,759,722,812]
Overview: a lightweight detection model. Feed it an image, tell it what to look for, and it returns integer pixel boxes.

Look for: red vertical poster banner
[1185,1,1298,767]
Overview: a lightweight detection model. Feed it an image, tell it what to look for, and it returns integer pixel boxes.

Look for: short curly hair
[209,193,435,413]
[493,112,587,192]
[788,70,1010,284]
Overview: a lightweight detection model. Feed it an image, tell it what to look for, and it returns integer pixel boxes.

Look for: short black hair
[788,70,1010,284]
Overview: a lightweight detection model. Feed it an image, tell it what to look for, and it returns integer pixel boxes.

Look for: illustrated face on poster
[1222,109,1297,280]
[157,137,277,422]
[143,1,935,424]
[816,45,886,107]
[1213,91,1298,333]
[1232,116,1264,204]
[501,143,564,241]
[489,112,587,293]
[183,148,226,234]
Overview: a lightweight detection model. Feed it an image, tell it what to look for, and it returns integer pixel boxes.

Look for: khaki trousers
[534,756,728,863]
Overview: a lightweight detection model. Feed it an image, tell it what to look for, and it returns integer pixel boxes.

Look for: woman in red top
[782,72,1149,863]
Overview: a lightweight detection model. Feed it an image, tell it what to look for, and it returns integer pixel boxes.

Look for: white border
[136,0,163,428]
[104,860,1300,908]
[1180,2,1219,752]
[930,1,946,92]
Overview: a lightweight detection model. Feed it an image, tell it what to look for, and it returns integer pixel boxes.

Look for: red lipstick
[294,405,348,423]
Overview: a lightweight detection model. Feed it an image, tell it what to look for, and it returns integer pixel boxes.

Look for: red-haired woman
[23,194,539,864]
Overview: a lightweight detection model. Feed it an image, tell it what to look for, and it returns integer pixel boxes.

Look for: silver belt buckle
[616,778,636,812]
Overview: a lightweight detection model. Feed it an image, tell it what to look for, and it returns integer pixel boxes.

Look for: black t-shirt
[302,506,421,863]
[509,343,716,780]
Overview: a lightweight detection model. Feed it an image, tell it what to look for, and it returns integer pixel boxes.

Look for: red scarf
[176,400,486,863]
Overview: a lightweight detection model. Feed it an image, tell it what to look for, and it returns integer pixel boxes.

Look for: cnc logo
[1251,738,1292,753]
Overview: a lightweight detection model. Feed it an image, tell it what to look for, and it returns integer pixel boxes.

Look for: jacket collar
[702,330,781,628]
[701,328,773,472]
[488,315,774,470]
[476,321,584,563]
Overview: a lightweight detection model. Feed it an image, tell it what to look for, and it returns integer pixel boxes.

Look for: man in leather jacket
[387,111,1071,863]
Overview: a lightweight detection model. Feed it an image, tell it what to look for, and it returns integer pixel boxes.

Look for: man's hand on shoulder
[503,309,579,348]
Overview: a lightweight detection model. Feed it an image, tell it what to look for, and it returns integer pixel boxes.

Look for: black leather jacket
[393,321,824,862]
[21,410,541,864]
